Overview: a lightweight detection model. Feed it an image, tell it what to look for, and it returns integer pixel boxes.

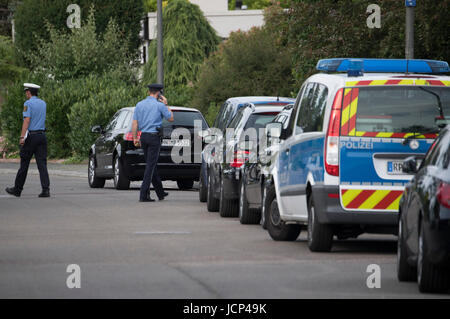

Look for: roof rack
[316,58,450,76]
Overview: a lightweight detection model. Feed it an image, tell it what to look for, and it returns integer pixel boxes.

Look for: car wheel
[177,179,194,190]
[397,216,417,282]
[88,155,105,188]
[113,156,130,190]
[199,173,207,202]
[239,179,260,224]
[307,194,333,252]
[417,219,450,293]
[219,177,239,218]
[207,172,219,212]
[267,197,301,241]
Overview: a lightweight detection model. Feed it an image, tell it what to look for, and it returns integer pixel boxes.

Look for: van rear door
[339,80,450,212]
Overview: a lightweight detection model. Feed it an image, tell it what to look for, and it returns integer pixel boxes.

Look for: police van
[265,58,450,252]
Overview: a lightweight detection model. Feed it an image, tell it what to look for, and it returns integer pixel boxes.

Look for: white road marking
[134,231,192,235]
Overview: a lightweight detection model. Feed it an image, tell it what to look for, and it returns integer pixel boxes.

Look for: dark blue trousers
[140,133,165,200]
[15,133,50,191]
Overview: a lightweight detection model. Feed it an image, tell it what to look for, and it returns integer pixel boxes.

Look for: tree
[1,8,142,158]
[0,35,26,89]
[192,27,294,114]
[13,0,143,64]
[27,7,133,81]
[143,0,219,105]
[143,0,172,12]
[265,0,450,86]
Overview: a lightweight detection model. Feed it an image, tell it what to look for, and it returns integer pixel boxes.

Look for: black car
[397,125,450,293]
[202,97,295,209]
[239,105,294,225]
[88,106,208,191]
[211,104,286,218]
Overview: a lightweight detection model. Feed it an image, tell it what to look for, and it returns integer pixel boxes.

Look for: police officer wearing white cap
[5,83,50,198]
[132,84,174,202]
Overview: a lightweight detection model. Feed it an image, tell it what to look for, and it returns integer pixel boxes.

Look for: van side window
[296,83,329,134]
[286,85,306,137]
[215,102,228,130]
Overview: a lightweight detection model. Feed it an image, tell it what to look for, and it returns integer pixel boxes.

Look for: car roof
[226,96,296,105]
[122,106,202,113]
[251,105,286,114]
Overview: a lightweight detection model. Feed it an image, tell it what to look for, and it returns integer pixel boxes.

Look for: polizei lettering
[340,140,374,150]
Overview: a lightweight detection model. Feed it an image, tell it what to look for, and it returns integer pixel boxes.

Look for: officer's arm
[21,118,30,139]
[132,120,140,146]
[167,107,174,122]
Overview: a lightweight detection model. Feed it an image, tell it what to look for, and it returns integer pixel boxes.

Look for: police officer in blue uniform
[5,83,50,198]
[132,84,174,202]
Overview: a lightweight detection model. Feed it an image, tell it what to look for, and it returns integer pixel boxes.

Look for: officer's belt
[29,130,46,135]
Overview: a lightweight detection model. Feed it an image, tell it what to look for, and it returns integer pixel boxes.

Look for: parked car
[88,106,208,191]
[397,125,450,293]
[199,96,295,207]
[199,96,294,212]
[216,104,286,218]
[239,104,294,225]
[264,58,450,252]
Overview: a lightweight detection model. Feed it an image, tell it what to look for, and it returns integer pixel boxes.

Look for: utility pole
[157,0,164,85]
[405,0,416,59]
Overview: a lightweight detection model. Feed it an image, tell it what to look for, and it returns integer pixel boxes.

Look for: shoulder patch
[23,106,28,112]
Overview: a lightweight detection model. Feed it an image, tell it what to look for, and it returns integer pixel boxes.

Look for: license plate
[387,161,405,175]
[161,139,191,147]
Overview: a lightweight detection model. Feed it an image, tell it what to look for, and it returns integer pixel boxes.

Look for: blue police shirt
[133,96,172,133]
[23,96,46,131]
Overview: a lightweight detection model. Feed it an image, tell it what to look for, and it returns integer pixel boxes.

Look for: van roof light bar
[316,58,450,75]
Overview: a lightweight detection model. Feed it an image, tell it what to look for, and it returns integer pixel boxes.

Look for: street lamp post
[405,0,416,59]
[157,0,164,85]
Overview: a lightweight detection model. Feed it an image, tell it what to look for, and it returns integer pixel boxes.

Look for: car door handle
[285,148,290,155]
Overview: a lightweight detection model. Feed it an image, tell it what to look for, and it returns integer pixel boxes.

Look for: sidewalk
[0,161,87,178]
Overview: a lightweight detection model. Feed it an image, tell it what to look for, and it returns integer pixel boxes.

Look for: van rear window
[340,86,450,137]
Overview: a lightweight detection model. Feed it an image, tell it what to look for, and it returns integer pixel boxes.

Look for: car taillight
[437,182,450,209]
[231,151,250,168]
[124,131,141,141]
[325,88,343,177]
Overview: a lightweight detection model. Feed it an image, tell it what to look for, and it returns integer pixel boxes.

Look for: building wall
[189,0,228,13]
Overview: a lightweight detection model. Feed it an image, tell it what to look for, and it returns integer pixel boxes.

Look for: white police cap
[23,83,41,91]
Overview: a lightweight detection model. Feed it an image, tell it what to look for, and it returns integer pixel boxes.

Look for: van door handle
[285,148,290,155]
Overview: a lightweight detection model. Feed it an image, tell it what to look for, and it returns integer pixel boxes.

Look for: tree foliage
[143,0,219,88]
[0,35,26,88]
[265,0,450,86]
[13,0,143,64]
[1,8,142,158]
[192,27,294,114]
[27,8,133,81]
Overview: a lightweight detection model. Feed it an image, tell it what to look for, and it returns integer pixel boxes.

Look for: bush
[68,74,144,157]
[192,27,295,115]
[14,0,143,64]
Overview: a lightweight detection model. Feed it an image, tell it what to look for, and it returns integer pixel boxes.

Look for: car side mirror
[266,122,283,139]
[91,125,103,134]
[402,156,418,174]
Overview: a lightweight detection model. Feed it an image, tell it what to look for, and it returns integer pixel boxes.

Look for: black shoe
[158,192,169,201]
[5,187,21,197]
[139,197,156,202]
[39,189,50,198]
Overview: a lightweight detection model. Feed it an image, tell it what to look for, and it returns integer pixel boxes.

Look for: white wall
[189,0,228,13]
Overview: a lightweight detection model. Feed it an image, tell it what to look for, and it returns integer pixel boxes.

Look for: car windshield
[349,86,450,135]
[163,110,207,129]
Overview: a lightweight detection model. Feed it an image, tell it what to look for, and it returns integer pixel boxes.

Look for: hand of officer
[159,95,168,106]
[133,138,141,148]
[19,137,25,146]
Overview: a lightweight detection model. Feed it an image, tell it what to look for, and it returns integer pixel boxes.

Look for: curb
[0,168,86,179]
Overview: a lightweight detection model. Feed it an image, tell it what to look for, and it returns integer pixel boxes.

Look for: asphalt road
[0,164,448,299]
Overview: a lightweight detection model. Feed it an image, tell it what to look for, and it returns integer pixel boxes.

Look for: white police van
[265,58,450,252]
